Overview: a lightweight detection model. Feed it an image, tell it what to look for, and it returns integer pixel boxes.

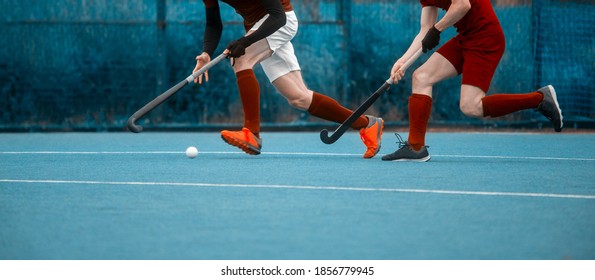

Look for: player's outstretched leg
[381,133,430,162]
[359,115,384,159]
[535,85,563,132]
[221,128,263,155]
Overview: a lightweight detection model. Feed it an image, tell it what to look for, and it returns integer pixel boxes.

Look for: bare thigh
[231,32,274,72]
[412,52,458,97]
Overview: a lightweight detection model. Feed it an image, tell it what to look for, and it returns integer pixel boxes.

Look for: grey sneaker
[381,133,430,162]
[536,85,563,132]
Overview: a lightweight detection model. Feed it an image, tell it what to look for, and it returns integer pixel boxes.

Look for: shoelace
[394,133,429,150]
[394,133,408,149]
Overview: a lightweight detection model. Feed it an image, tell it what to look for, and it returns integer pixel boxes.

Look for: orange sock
[482,92,543,117]
[307,92,368,129]
[236,69,260,136]
[408,94,432,151]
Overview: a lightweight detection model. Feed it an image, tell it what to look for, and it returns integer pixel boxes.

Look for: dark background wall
[0,0,592,131]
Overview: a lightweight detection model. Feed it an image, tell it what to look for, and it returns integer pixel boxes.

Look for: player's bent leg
[406,54,456,152]
[221,38,273,155]
[383,53,456,163]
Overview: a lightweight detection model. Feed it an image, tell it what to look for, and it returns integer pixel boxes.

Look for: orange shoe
[221,128,262,155]
[359,115,384,158]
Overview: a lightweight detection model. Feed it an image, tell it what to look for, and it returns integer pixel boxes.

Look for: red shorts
[437,30,505,92]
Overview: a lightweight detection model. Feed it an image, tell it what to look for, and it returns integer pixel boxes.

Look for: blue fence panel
[534,0,594,120]
[0,0,592,131]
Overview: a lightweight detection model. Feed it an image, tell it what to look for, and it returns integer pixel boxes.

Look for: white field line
[1,179,594,200]
[0,151,594,161]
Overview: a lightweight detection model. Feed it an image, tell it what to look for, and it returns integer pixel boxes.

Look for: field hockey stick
[319,48,423,144]
[126,53,227,133]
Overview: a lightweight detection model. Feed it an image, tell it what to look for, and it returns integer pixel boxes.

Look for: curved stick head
[319,129,336,144]
[127,117,143,133]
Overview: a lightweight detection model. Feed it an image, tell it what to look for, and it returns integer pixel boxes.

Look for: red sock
[408,94,432,151]
[236,69,260,136]
[307,92,368,129]
[482,92,543,118]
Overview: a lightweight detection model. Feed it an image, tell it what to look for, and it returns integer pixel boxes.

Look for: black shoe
[381,133,431,162]
[536,85,563,132]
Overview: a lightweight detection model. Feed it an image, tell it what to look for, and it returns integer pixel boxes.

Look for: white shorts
[250,11,301,82]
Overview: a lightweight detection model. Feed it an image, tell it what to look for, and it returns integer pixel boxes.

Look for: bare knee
[286,89,312,110]
[412,68,434,89]
[460,100,484,118]
[272,72,313,110]
[459,85,486,118]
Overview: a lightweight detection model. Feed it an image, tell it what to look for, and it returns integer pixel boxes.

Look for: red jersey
[420,0,501,36]
[203,0,293,30]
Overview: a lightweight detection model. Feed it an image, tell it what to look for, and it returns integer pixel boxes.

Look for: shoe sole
[221,135,261,155]
[546,85,563,132]
[382,154,431,162]
[387,155,431,162]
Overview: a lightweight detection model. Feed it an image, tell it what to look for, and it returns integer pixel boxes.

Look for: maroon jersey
[420,0,501,36]
[203,0,293,30]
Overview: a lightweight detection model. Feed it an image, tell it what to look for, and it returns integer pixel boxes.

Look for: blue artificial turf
[1,132,594,259]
